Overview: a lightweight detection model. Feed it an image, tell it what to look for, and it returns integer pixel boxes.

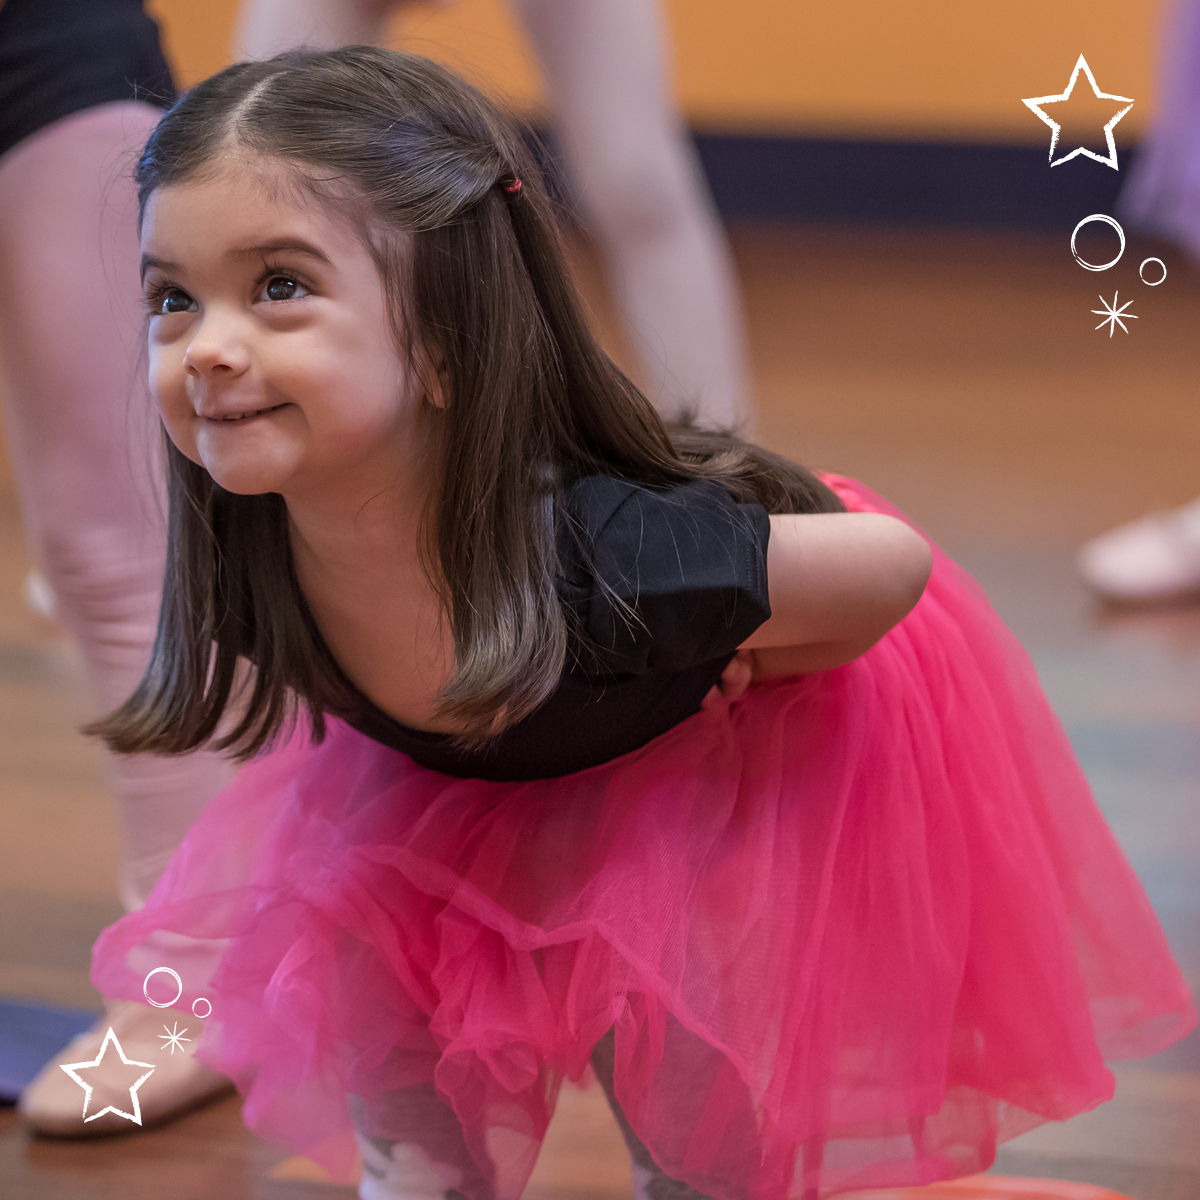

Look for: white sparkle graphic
[1022,55,1134,170]
[59,1026,156,1125]
[158,1022,192,1055]
[1092,292,1137,337]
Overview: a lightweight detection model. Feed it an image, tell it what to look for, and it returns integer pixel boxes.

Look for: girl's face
[140,160,433,502]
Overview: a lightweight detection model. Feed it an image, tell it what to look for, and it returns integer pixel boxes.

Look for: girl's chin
[200,458,296,496]
[190,435,299,496]
[211,479,285,496]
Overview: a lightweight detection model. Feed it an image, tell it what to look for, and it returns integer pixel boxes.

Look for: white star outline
[1022,54,1134,170]
[159,1022,192,1055]
[59,1026,156,1125]
[1092,292,1137,337]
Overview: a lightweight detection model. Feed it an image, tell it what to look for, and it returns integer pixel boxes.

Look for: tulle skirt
[92,475,1195,1199]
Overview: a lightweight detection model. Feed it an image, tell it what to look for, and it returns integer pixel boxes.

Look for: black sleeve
[562,476,772,676]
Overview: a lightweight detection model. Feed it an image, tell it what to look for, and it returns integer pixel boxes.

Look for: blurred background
[154,0,1157,224]
[1,2,1198,1198]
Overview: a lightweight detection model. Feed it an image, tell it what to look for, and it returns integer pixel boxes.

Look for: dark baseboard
[526,128,1133,230]
[690,133,1132,229]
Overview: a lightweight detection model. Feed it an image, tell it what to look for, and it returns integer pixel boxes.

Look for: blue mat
[0,999,99,1104]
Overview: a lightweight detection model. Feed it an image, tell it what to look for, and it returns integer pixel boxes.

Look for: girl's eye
[260,275,308,303]
[153,288,196,316]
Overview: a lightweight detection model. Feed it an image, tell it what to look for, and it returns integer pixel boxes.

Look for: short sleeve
[561,476,772,676]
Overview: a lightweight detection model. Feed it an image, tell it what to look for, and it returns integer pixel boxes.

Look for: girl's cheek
[148,340,184,406]
[148,347,197,453]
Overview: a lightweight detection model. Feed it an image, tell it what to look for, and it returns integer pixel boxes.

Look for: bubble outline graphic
[143,967,183,1009]
[143,967,212,1017]
[1071,214,1125,271]
[1139,257,1167,286]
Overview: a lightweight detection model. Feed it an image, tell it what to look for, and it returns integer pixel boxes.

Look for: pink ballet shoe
[18,998,234,1137]
[1077,497,1200,603]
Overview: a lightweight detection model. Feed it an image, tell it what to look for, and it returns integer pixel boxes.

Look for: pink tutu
[92,475,1195,1199]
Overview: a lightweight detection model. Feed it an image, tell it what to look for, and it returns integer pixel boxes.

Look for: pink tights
[0,103,233,913]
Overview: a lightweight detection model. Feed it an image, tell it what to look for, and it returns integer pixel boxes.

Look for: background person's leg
[237,0,753,430]
[512,0,752,430]
[0,101,233,1127]
[0,101,234,912]
[236,0,400,62]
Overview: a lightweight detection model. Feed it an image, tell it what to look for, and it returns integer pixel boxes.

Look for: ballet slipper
[18,998,233,1137]
[1077,497,1200,603]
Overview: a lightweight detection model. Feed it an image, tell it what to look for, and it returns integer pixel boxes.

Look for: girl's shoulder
[561,472,769,553]
[558,473,772,675]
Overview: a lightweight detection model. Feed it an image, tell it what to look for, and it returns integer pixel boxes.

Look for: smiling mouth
[208,403,288,422]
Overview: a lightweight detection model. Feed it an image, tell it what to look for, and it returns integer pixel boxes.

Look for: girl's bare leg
[0,102,232,1129]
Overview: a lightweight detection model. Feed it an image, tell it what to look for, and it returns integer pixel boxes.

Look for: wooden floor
[2,222,1200,1198]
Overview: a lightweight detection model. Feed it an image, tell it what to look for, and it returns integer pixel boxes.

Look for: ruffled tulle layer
[92,475,1195,1199]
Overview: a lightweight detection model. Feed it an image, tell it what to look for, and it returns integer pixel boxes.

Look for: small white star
[59,1027,156,1125]
[1092,292,1137,337]
[158,1022,192,1055]
[1022,55,1134,170]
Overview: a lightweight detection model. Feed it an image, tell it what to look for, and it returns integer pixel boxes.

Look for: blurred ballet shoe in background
[18,998,233,1137]
[1078,497,1200,603]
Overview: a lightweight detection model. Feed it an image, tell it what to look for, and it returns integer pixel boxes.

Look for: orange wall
[147,0,1166,143]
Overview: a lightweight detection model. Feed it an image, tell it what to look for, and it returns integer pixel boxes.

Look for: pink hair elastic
[500,177,522,195]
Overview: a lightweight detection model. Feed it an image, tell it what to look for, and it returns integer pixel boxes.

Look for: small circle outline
[192,997,213,1019]
[1071,214,1126,272]
[1139,256,1167,286]
[143,966,183,1009]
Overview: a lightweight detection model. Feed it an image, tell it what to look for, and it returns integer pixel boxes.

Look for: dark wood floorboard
[1,222,1198,1198]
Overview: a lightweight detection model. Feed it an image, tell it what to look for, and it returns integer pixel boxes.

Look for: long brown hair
[91,46,842,760]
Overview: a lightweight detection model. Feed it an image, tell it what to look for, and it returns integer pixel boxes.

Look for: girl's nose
[183,312,250,378]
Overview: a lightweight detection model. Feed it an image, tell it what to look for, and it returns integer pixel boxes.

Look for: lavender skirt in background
[1121,0,1200,259]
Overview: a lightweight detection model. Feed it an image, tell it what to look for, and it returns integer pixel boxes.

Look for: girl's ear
[422,346,450,410]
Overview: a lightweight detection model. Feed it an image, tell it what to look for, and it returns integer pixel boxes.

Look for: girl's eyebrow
[140,255,178,282]
[228,238,332,265]
[139,239,333,282]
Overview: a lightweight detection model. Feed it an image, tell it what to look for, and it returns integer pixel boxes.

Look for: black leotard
[0,0,174,159]
[343,476,772,782]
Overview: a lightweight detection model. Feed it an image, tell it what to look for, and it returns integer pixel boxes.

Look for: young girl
[91,47,1194,1200]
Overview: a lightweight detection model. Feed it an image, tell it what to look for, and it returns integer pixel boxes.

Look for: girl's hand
[739,512,932,675]
[701,649,755,710]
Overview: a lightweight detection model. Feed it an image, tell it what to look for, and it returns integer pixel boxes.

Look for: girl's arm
[739,513,932,676]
